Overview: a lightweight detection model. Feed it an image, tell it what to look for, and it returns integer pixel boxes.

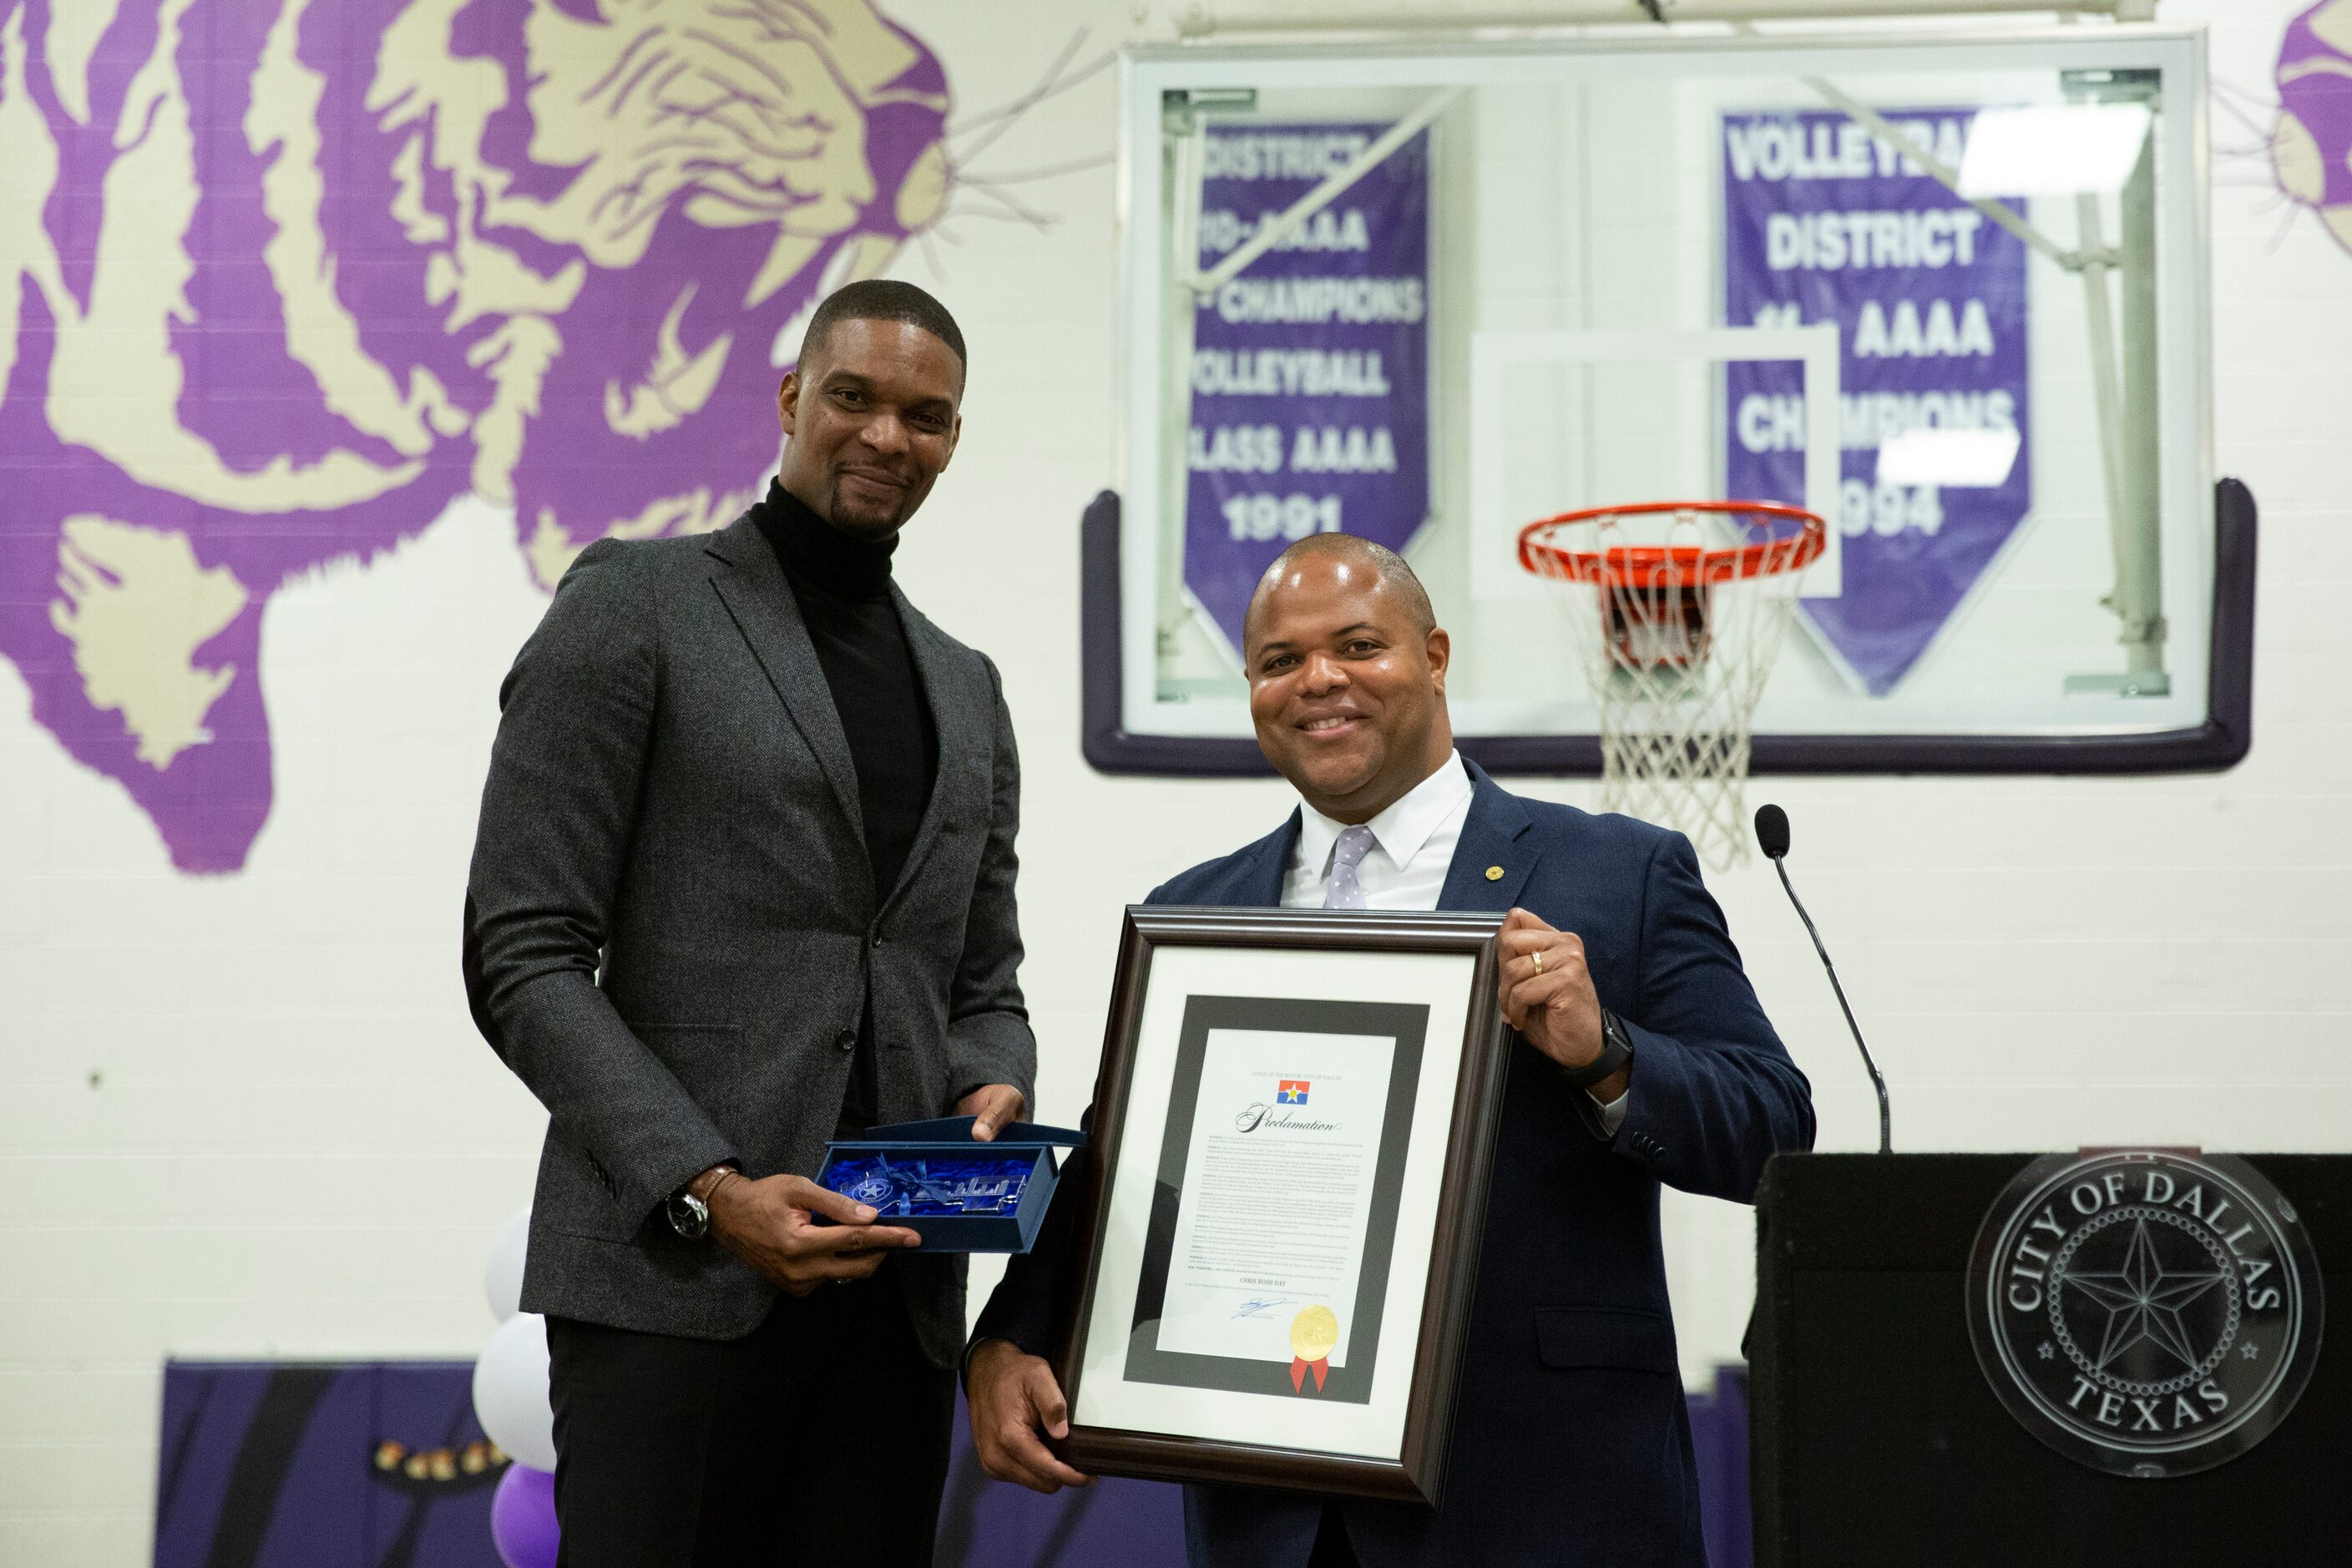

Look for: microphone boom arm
[1772,857,1893,1156]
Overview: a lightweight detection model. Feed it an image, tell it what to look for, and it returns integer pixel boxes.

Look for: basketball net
[1519,502,1826,871]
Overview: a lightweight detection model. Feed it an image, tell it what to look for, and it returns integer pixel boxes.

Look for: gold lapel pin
[1485,865,1505,881]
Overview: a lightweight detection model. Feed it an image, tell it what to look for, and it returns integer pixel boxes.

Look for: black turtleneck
[752,479,938,1135]
[753,478,938,896]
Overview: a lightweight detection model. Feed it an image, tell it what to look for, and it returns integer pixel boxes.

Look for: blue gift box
[817,1116,1085,1253]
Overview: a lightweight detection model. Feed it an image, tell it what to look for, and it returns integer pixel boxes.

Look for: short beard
[822,491,908,541]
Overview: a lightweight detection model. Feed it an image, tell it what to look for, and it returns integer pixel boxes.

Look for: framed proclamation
[1052,907,1511,1505]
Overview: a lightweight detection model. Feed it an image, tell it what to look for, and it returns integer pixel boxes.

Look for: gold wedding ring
[1530,949,1544,975]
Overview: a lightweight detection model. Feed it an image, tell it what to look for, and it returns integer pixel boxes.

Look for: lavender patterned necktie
[1324,824,1378,909]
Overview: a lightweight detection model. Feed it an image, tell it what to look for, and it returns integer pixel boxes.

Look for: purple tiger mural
[0,0,951,871]
[2275,2,2352,255]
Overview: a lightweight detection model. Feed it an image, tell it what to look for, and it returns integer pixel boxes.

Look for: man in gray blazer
[463,280,1034,1567]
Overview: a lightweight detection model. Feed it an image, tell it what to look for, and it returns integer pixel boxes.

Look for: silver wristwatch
[666,1186,712,1240]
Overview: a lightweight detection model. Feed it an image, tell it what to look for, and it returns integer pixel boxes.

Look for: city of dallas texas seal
[1966,1151,2323,1478]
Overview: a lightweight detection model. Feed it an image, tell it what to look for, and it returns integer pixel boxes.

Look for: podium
[1748,1153,2347,1566]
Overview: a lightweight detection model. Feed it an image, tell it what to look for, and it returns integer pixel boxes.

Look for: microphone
[1754,804,1891,1155]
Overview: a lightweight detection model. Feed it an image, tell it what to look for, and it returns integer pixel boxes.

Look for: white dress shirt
[1282,751,1474,911]
[1280,751,1628,1132]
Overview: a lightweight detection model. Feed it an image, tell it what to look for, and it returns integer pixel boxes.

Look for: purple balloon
[491,1464,561,1568]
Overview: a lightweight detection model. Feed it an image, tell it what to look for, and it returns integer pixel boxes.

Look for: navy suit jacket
[975,765,1813,1568]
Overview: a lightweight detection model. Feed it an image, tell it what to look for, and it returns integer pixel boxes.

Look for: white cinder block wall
[0,3,2341,1561]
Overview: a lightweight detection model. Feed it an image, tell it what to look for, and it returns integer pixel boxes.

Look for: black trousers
[546,1274,954,1568]
[1308,1505,1360,1568]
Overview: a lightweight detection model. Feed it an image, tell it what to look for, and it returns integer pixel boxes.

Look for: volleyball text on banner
[1722,109,2032,695]
[1184,123,1432,659]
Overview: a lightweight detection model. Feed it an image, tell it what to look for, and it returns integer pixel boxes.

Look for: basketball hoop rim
[1517,499,1828,589]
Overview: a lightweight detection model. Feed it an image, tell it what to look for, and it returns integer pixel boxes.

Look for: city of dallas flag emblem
[1276,1080,1311,1105]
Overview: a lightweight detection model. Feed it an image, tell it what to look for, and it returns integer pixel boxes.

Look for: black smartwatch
[1557,1009,1634,1092]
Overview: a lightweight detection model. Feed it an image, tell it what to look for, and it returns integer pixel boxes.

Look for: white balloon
[483,1206,532,1323]
[473,1311,557,1472]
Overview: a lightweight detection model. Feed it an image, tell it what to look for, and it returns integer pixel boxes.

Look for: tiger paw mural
[0,0,950,871]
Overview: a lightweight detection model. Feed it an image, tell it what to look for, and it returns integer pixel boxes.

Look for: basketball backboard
[1082,22,2249,776]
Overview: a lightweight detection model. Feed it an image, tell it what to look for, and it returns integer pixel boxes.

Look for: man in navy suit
[967,534,1813,1566]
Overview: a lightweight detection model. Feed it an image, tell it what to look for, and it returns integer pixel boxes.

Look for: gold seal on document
[1289,1305,1339,1360]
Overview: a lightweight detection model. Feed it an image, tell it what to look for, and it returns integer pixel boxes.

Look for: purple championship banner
[1184,124,1431,659]
[1723,109,2031,695]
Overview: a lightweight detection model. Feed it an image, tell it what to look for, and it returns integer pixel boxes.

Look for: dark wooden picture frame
[1050,906,1513,1507]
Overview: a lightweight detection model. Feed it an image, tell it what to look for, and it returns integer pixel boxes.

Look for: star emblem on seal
[2056,1217,2232,1372]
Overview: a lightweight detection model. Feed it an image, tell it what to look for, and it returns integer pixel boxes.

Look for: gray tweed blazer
[462,513,1035,1368]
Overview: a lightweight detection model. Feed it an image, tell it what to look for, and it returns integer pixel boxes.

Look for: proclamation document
[1124,994,1427,1402]
[1154,1026,1395,1367]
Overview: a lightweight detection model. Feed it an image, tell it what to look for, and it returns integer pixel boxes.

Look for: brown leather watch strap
[687,1164,741,1206]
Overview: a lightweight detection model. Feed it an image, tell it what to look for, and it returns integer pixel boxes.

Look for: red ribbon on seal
[1287,1306,1338,1393]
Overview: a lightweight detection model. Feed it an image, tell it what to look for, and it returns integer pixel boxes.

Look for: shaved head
[1246,534,1434,645]
[1242,532,1452,824]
